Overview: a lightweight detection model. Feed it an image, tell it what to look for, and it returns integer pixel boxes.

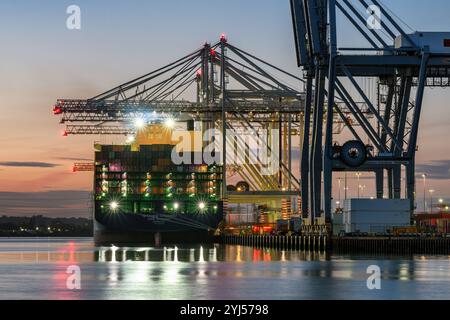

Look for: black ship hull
[94,210,223,245]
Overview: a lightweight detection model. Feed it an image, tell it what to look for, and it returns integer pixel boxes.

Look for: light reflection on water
[0,238,449,300]
[94,244,329,263]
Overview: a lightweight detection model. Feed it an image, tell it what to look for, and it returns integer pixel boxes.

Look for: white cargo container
[395,32,450,54]
[226,203,258,225]
[343,199,410,234]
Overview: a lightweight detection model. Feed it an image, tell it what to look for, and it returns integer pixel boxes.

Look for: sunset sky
[1,0,450,217]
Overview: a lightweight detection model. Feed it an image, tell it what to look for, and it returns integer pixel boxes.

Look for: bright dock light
[134,118,146,129]
[126,135,135,144]
[164,117,176,129]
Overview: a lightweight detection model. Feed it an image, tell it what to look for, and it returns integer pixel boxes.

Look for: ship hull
[94,210,223,245]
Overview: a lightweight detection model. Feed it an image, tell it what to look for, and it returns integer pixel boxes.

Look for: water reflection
[1,239,450,299]
[93,245,330,263]
[96,245,215,262]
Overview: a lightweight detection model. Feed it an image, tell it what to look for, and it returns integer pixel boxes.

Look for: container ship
[93,123,224,244]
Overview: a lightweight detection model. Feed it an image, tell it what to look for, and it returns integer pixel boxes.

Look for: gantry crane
[54,38,306,198]
[290,0,450,225]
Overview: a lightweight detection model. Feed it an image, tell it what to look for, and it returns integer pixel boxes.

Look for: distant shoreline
[0,215,93,237]
[0,236,93,238]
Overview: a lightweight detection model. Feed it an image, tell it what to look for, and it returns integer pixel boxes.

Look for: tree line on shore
[0,215,93,237]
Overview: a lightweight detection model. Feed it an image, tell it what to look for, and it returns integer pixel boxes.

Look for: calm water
[0,238,449,300]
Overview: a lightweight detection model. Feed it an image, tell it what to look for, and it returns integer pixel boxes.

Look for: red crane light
[196,69,202,80]
[53,106,63,115]
[220,33,227,43]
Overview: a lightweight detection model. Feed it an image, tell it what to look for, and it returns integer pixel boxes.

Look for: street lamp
[359,185,366,198]
[429,189,435,214]
[356,173,361,198]
[422,174,427,213]
[344,172,348,200]
[337,177,342,205]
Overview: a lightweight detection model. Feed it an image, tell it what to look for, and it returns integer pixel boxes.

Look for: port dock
[222,234,329,252]
[221,234,450,255]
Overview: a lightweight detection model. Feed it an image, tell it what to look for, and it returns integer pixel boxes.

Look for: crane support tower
[290,0,450,225]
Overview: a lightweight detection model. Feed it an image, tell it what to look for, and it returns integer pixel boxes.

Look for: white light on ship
[198,202,206,210]
[110,201,119,211]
